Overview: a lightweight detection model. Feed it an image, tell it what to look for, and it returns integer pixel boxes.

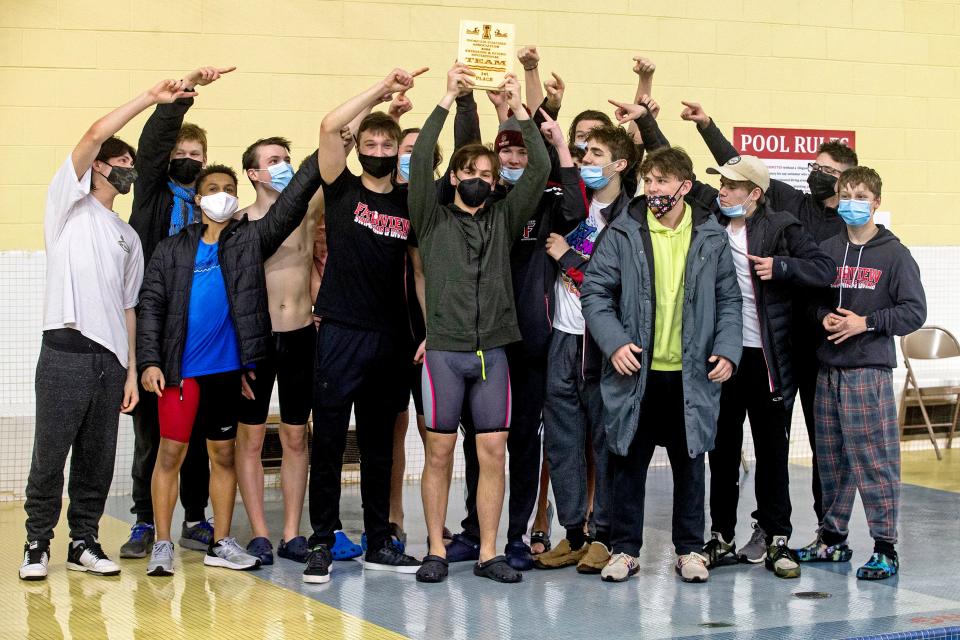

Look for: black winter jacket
[130,96,195,266]
[137,153,321,385]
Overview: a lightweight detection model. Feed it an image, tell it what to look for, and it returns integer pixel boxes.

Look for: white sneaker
[66,538,120,576]
[676,552,709,583]
[19,541,50,581]
[204,537,261,571]
[600,552,639,582]
[147,540,175,577]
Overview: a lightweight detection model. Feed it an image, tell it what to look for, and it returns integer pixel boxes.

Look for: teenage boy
[697,155,835,578]
[19,79,186,581]
[409,65,549,584]
[446,104,590,573]
[123,65,234,559]
[679,101,858,525]
[797,167,925,580]
[138,153,321,576]
[303,68,426,585]
[234,136,317,566]
[534,124,638,574]
[581,146,742,584]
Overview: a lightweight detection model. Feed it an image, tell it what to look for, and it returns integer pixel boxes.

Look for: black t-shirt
[315,168,415,335]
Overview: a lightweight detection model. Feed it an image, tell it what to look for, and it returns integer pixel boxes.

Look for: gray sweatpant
[542,330,610,534]
[24,344,126,542]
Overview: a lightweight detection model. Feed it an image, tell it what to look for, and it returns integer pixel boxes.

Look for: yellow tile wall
[1,0,959,249]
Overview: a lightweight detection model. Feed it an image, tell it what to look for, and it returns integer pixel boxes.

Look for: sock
[566,526,586,550]
[820,529,846,547]
[873,540,896,558]
[185,520,202,528]
[72,540,84,549]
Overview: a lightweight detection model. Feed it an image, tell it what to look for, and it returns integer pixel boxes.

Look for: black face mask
[358,153,397,179]
[807,170,838,203]
[456,178,492,207]
[168,157,203,185]
[99,164,138,195]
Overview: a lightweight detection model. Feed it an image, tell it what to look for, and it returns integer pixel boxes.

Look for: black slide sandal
[474,555,522,583]
[416,555,449,583]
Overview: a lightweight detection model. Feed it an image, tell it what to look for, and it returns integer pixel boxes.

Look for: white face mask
[199,192,239,223]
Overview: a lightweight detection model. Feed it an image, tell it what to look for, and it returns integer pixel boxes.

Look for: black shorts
[158,371,241,442]
[237,324,316,426]
[407,362,424,417]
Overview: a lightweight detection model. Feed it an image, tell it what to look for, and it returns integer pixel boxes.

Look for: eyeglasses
[807,162,842,177]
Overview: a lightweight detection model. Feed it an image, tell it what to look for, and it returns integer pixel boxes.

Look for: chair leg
[915,392,943,461]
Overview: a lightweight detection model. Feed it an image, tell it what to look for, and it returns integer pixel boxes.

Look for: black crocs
[415,554,449,583]
[473,555,522,583]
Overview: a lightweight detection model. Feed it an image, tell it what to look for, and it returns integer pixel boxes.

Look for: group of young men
[20,51,926,590]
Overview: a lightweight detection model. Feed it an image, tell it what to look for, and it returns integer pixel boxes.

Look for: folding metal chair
[898,326,960,460]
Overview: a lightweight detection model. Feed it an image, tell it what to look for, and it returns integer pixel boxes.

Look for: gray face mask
[98,164,138,194]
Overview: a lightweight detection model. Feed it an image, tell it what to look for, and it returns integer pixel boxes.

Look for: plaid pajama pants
[814,366,900,544]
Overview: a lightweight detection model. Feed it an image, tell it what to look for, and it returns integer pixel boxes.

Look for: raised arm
[626,56,657,144]
[680,101,739,165]
[410,63,475,237]
[518,46,545,111]
[318,67,424,182]
[540,109,587,223]
[72,79,196,181]
[454,91,482,147]
[501,75,549,239]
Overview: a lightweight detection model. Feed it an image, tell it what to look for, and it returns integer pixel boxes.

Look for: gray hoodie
[816,225,926,369]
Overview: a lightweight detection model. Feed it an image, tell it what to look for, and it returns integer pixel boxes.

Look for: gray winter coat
[581,198,743,458]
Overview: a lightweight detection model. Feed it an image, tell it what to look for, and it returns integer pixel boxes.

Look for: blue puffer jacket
[581,198,743,458]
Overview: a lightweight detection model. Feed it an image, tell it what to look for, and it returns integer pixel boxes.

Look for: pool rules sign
[732,127,856,193]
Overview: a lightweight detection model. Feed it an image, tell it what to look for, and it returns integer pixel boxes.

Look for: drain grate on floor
[699,622,736,628]
[794,591,833,599]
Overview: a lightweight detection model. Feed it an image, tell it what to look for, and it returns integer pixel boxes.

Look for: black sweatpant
[130,391,209,524]
[610,370,705,557]
[794,337,824,524]
[308,321,406,553]
[709,347,793,542]
[460,345,545,543]
[25,341,126,542]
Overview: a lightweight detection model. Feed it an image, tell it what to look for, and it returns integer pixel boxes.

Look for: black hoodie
[815,225,926,369]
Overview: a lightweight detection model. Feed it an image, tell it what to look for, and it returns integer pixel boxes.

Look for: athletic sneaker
[303,544,333,584]
[362,543,420,573]
[147,541,175,577]
[738,523,767,564]
[856,552,898,580]
[246,537,274,566]
[19,541,50,581]
[533,538,588,569]
[277,536,310,563]
[119,522,155,559]
[203,537,261,571]
[66,537,121,576]
[702,532,738,568]
[765,536,800,578]
[676,552,710,583]
[795,534,853,563]
[600,552,639,582]
[576,541,611,574]
[180,519,214,551]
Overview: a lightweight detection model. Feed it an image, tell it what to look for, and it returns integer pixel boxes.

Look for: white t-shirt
[553,198,609,335]
[725,223,762,348]
[43,155,144,367]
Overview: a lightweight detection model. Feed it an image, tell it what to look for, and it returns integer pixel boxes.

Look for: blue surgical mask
[837,199,872,226]
[397,154,411,182]
[580,161,615,190]
[500,166,524,185]
[716,195,748,218]
[261,162,294,193]
[574,141,588,151]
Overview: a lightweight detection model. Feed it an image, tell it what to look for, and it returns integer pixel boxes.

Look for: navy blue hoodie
[816,225,926,369]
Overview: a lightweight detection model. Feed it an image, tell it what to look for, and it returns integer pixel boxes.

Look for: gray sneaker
[739,522,767,564]
[147,541,175,577]
[120,522,155,559]
[204,537,261,571]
